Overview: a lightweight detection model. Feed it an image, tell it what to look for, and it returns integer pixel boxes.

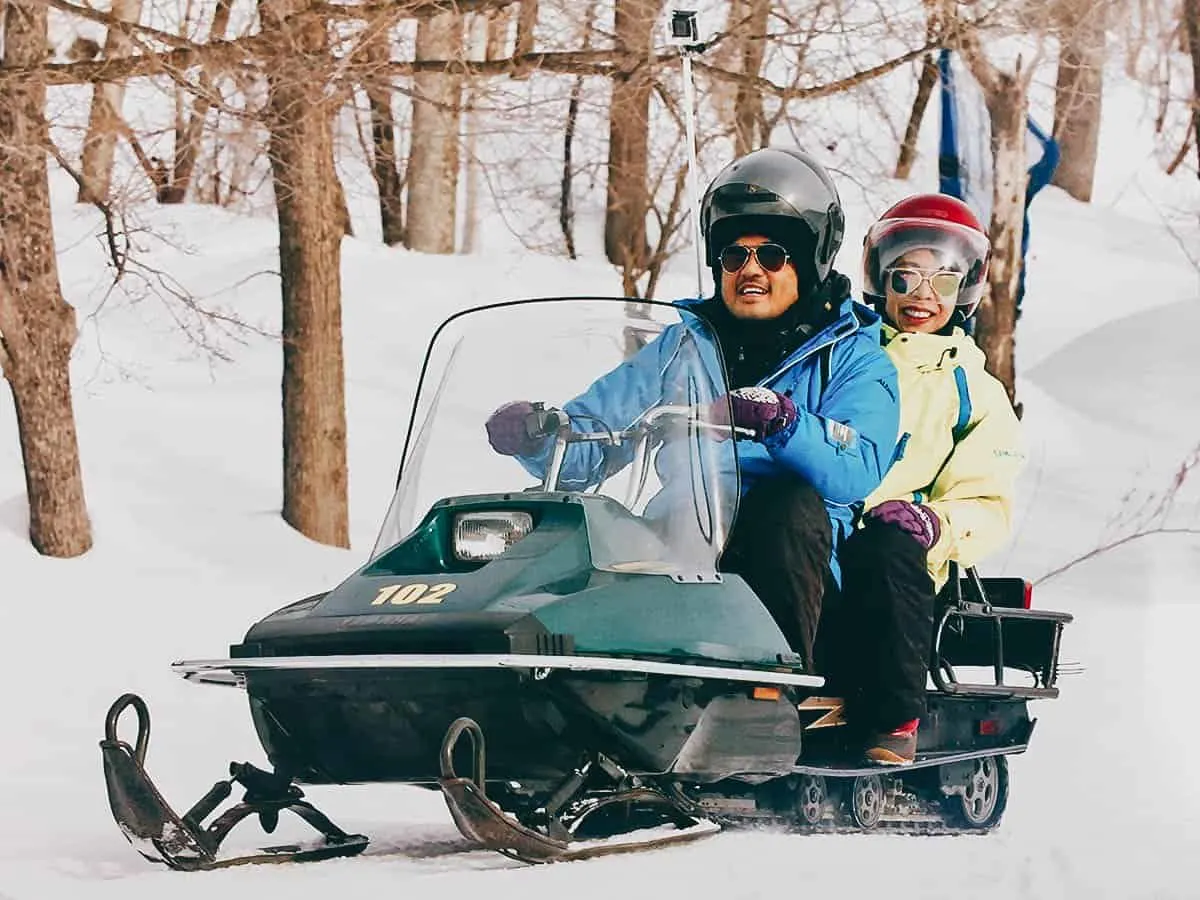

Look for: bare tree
[260,0,349,548]
[0,0,92,556]
[78,0,144,202]
[894,52,939,179]
[513,0,537,63]
[406,8,465,254]
[461,12,490,253]
[895,9,943,180]
[486,2,514,59]
[363,26,406,245]
[560,4,598,259]
[939,2,1039,405]
[605,0,665,284]
[167,0,237,204]
[715,0,772,156]
[1186,0,1200,175]
[1034,441,1200,584]
[1051,0,1110,201]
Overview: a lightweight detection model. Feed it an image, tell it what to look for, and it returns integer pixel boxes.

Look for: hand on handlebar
[708,387,797,443]
[485,401,566,456]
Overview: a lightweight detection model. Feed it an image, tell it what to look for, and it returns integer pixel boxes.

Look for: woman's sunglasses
[886,267,965,304]
[719,243,790,274]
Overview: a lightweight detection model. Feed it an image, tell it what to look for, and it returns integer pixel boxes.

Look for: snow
[3,57,1200,900]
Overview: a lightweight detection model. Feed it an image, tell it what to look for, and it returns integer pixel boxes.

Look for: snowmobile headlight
[452,511,534,561]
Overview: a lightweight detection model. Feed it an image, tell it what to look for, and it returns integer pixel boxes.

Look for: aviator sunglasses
[886,267,965,304]
[719,242,790,274]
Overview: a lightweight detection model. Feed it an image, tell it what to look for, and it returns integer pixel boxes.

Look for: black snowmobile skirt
[243,664,804,788]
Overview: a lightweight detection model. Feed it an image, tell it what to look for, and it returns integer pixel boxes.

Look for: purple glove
[711,387,797,442]
[867,500,941,550]
[485,401,548,457]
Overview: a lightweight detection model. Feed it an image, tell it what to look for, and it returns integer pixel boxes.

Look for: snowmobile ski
[100,694,368,870]
[437,717,719,864]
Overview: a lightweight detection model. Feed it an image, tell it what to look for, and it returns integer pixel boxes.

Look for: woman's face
[883,248,958,333]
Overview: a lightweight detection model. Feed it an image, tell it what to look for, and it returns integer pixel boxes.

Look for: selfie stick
[670,10,705,298]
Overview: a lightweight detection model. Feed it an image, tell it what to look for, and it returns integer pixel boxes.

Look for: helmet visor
[863,216,990,314]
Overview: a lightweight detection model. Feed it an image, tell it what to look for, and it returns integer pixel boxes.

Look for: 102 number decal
[371,582,458,606]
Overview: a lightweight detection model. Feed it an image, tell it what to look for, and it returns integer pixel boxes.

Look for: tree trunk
[731,0,770,156]
[78,0,144,203]
[169,0,235,204]
[364,30,405,246]
[514,0,537,56]
[895,53,939,179]
[604,0,664,272]
[1051,0,1108,202]
[559,4,595,260]
[561,76,582,259]
[461,12,489,254]
[260,0,349,548]
[405,9,464,255]
[974,74,1027,406]
[485,3,512,59]
[1185,0,1200,176]
[0,0,92,556]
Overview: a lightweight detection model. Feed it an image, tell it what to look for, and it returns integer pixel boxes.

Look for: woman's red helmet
[862,193,991,318]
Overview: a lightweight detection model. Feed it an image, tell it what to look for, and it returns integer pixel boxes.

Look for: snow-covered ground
[3,57,1200,899]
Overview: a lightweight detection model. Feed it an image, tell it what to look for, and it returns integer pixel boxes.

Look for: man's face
[719,234,800,321]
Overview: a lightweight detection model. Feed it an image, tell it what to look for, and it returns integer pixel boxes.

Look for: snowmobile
[99,297,1074,870]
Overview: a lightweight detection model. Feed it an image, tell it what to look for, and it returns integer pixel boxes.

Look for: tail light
[1023,580,1033,609]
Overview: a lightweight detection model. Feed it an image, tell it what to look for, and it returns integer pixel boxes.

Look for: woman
[834,193,1025,765]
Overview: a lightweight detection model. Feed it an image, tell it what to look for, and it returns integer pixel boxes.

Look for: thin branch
[1034,528,1200,585]
[1133,178,1200,273]
[3,22,940,98]
[313,0,518,19]
[696,39,938,101]
[43,138,128,277]
[41,0,192,50]
[1166,128,1195,175]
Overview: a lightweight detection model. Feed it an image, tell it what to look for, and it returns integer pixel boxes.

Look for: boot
[864,718,919,766]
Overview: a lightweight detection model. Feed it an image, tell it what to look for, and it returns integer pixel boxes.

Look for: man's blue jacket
[515,296,901,583]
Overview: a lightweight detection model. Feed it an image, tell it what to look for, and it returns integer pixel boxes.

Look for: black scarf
[698,271,852,388]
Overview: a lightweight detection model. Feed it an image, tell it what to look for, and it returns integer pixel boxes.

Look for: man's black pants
[828,520,936,731]
[719,476,832,669]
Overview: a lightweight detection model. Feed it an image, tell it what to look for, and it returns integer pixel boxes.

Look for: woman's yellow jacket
[862,325,1025,589]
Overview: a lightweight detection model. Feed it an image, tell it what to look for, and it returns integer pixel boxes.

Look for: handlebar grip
[525,404,567,440]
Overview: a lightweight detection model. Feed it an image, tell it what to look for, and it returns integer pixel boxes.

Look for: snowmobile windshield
[370,297,740,578]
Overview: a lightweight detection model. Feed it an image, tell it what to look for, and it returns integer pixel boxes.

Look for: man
[485,147,900,669]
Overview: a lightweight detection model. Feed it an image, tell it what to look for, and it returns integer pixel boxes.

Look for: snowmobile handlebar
[536,403,749,509]
[529,403,751,446]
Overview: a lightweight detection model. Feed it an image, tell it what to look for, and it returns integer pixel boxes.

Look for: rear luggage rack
[932,564,1073,699]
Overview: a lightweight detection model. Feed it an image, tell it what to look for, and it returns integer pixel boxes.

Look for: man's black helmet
[699,147,846,289]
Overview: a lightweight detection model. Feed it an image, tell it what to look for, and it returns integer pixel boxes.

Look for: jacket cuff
[924,508,953,572]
